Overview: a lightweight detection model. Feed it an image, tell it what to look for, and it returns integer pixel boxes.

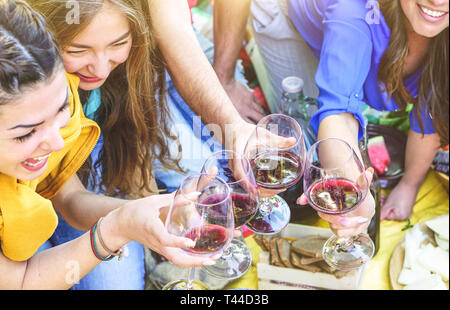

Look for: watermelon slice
[368,135,391,175]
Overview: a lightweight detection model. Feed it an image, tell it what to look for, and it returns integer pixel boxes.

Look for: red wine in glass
[200,194,258,228]
[183,224,228,255]
[250,151,303,190]
[306,178,363,214]
[231,193,258,227]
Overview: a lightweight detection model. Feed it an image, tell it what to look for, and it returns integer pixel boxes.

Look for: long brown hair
[30,0,183,198]
[378,0,449,147]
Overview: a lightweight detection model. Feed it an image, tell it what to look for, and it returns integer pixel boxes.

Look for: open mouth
[418,4,448,18]
[21,154,50,171]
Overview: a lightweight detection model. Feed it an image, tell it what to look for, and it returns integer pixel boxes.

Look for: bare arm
[213,0,265,123]
[51,175,125,231]
[0,207,124,290]
[1,178,220,289]
[380,130,441,220]
[213,0,249,82]
[147,0,254,148]
[297,113,376,237]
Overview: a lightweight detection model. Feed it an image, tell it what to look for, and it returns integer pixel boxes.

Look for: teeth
[23,154,50,167]
[421,5,446,17]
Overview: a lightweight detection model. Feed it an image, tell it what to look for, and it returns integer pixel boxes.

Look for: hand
[380,180,418,221]
[228,121,298,198]
[110,193,218,268]
[296,168,376,238]
[222,78,266,124]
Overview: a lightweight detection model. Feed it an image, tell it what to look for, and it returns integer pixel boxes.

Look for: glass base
[322,233,375,271]
[202,239,252,280]
[246,195,291,235]
[162,279,210,290]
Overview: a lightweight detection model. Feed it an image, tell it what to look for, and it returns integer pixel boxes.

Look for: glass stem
[259,197,273,214]
[336,237,354,252]
[186,267,195,290]
[221,243,233,260]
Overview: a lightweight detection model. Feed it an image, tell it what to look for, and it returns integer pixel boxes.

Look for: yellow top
[0,73,100,261]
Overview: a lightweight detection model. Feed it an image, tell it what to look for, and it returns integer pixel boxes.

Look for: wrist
[99,208,130,253]
[213,63,236,86]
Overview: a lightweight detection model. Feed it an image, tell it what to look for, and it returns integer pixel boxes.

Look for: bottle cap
[282,76,304,93]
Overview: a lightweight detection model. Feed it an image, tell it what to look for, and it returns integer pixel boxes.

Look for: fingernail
[339,218,350,226]
[356,217,369,224]
[186,240,196,248]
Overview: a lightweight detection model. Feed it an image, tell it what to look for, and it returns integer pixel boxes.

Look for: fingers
[296,193,308,205]
[162,248,219,268]
[380,204,393,221]
[233,229,242,238]
[323,214,370,237]
[364,168,374,186]
[258,188,286,198]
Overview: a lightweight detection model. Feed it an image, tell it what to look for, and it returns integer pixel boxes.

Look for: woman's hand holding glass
[107,191,220,268]
[298,138,375,270]
[200,150,259,279]
[162,173,234,290]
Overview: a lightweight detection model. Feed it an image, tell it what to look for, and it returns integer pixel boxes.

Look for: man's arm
[213,0,250,84]
[213,0,265,123]
[147,0,257,150]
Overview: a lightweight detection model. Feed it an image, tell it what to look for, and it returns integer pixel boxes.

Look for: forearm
[401,130,441,187]
[147,0,245,143]
[318,112,361,155]
[51,175,125,231]
[1,208,127,289]
[213,0,250,83]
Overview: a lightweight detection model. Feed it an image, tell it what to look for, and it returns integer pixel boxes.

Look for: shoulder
[323,0,389,44]
[323,0,375,22]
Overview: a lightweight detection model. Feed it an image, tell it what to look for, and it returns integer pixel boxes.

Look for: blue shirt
[288,0,436,140]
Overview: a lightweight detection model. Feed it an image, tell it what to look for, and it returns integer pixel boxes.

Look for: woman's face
[400,0,449,37]
[62,2,132,91]
[0,70,70,181]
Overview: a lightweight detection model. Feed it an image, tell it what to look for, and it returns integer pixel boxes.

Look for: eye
[59,102,70,112]
[66,50,87,55]
[113,40,129,47]
[14,129,36,143]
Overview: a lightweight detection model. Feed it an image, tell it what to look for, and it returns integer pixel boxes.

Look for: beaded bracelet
[89,218,122,261]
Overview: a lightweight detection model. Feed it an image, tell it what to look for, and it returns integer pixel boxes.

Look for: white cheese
[435,233,449,251]
[403,274,448,290]
[425,214,449,240]
[398,268,431,285]
[417,243,449,281]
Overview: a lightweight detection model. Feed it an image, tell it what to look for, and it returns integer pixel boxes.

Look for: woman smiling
[0,0,213,289]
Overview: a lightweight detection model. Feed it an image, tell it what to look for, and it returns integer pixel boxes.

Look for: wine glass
[162,173,234,290]
[244,114,306,234]
[201,150,259,279]
[303,137,375,270]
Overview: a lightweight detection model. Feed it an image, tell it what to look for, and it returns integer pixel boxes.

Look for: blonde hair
[31,0,183,197]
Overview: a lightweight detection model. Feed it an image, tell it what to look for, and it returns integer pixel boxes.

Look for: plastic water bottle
[279,77,319,224]
[281,76,317,120]
[280,76,318,150]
